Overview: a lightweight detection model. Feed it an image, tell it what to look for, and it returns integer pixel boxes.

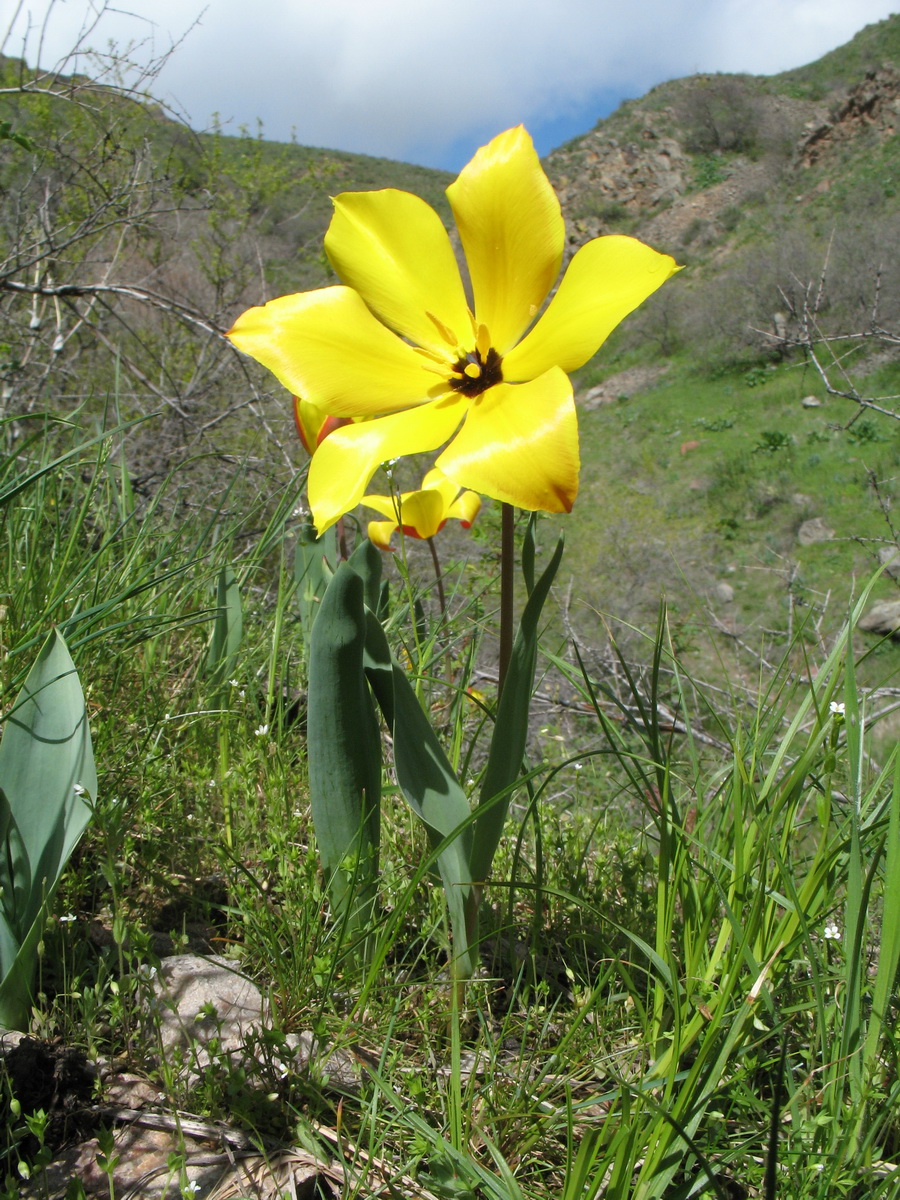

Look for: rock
[579,365,667,410]
[103,1071,162,1109]
[22,1126,220,1200]
[878,546,900,578]
[858,599,900,637]
[287,1030,363,1094]
[797,517,833,545]
[0,1028,27,1052]
[582,384,615,408]
[147,954,264,1070]
[714,582,735,603]
[801,395,822,407]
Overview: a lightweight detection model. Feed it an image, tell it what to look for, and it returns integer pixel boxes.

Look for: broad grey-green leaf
[294,524,336,640]
[347,537,383,614]
[363,609,478,977]
[205,565,242,694]
[0,629,95,1028]
[307,563,381,934]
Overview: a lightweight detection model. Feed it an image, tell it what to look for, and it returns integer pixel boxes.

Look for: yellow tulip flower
[228,126,679,533]
[363,469,481,550]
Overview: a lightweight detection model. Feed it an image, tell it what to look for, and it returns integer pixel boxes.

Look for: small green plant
[744,364,771,387]
[847,418,885,444]
[95,1126,120,1200]
[695,415,734,431]
[754,428,793,453]
[692,154,727,190]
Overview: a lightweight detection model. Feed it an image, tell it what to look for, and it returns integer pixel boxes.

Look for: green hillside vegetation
[2,17,900,1198]
[775,13,900,95]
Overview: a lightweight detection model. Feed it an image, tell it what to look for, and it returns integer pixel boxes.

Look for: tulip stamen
[426,311,459,347]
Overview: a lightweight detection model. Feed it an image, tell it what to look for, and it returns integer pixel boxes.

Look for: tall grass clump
[522,594,900,1198]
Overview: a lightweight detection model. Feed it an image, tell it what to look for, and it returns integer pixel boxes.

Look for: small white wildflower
[184,1181,202,1195]
[229,678,240,688]
[254,723,269,738]
[574,762,583,771]
[59,913,76,924]
[73,783,85,796]
[824,921,840,940]
[829,701,845,716]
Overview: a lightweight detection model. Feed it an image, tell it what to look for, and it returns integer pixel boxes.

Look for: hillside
[2,18,900,673]
[546,16,900,366]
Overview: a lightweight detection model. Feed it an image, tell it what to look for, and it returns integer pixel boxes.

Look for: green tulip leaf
[362,609,478,977]
[205,565,242,697]
[307,563,381,940]
[294,523,336,640]
[0,629,95,1029]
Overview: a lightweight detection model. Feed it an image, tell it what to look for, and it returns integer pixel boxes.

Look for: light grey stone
[858,599,900,636]
[148,954,264,1064]
[797,517,833,545]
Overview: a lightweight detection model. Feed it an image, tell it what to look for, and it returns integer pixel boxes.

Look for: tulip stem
[427,536,447,620]
[498,502,514,695]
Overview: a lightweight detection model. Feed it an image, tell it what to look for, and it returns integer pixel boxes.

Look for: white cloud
[5,0,898,168]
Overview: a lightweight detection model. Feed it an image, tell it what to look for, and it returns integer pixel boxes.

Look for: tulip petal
[437,369,579,513]
[397,488,448,539]
[309,394,467,532]
[325,191,472,356]
[227,287,435,415]
[447,127,564,356]
[360,491,402,521]
[447,489,481,528]
[503,235,681,381]
[367,520,398,551]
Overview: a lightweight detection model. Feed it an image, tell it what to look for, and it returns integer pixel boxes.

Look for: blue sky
[5,0,899,171]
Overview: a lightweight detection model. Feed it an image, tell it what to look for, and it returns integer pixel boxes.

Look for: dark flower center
[449,346,503,398]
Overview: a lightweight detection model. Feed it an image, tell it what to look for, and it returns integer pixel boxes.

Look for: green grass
[2,404,900,1198]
